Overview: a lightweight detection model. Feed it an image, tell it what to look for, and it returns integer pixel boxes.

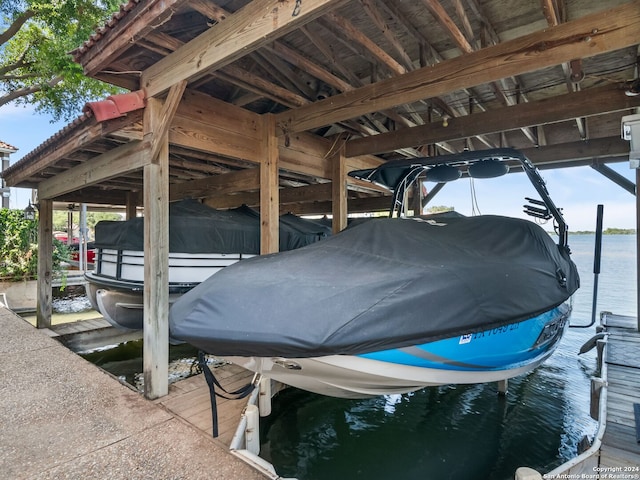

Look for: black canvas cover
[93,199,330,254]
[169,214,580,357]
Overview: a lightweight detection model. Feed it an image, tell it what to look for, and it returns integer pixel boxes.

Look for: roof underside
[3,0,639,213]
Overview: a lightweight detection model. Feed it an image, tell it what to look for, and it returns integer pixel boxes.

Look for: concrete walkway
[0,305,266,480]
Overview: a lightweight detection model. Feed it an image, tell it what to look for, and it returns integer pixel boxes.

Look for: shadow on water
[259,348,595,480]
[79,340,213,391]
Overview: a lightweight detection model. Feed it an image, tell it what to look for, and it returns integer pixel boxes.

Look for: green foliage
[426,205,454,213]
[603,228,635,235]
[571,228,636,235]
[52,210,123,236]
[0,208,70,280]
[0,0,123,121]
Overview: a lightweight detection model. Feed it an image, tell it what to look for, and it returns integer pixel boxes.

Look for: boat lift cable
[469,177,482,216]
[197,351,257,437]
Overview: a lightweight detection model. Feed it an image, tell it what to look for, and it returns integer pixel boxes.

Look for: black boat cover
[93,199,331,253]
[169,214,580,357]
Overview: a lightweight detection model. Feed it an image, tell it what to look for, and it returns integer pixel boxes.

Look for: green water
[258,235,636,480]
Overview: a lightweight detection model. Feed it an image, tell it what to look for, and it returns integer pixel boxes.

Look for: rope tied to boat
[197,351,256,437]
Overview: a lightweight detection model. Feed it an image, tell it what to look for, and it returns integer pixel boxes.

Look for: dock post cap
[514,467,543,480]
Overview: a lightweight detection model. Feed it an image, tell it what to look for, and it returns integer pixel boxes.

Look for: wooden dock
[544,312,640,477]
[44,317,254,448]
[45,316,143,351]
[155,364,255,447]
[598,312,640,470]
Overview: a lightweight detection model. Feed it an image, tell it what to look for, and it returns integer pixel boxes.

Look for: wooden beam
[170,167,259,201]
[172,89,262,163]
[359,0,414,71]
[216,65,309,108]
[143,97,170,400]
[591,163,636,196]
[328,10,405,76]
[346,84,640,157]
[141,0,346,97]
[53,189,132,206]
[38,139,151,199]
[79,0,191,77]
[331,135,348,233]
[285,194,392,215]
[420,0,474,53]
[266,42,353,93]
[205,182,333,210]
[541,0,561,27]
[261,114,279,254]
[2,120,103,187]
[35,198,53,329]
[141,83,185,398]
[279,131,332,178]
[277,2,640,133]
[147,80,187,163]
[521,137,632,166]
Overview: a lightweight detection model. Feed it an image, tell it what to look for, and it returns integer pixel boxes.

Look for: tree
[0,208,69,280]
[52,209,123,237]
[426,205,454,214]
[0,0,123,121]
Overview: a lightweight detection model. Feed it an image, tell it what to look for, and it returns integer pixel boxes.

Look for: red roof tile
[83,90,146,122]
[71,0,141,62]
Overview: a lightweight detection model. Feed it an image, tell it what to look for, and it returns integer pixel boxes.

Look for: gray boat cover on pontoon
[169,214,579,357]
[93,199,331,253]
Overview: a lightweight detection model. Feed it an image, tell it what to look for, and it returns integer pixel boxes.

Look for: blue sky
[0,102,637,231]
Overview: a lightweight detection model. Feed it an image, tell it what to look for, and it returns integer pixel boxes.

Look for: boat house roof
[2,0,638,213]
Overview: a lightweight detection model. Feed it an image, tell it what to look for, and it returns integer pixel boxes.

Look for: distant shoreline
[567,229,636,235]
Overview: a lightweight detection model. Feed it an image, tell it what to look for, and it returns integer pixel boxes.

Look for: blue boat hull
[361,304,569,372]
[225,303,571,399]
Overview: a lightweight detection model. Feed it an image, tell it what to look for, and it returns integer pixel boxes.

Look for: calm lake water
[258,234,637,480]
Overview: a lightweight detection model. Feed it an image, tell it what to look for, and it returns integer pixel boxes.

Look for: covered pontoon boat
[85,199,330,330]
[169,148,579,398]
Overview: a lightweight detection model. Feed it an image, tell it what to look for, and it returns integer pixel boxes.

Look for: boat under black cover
[169,148,580,397]
[85,199,331,330]
[170,212,579,357]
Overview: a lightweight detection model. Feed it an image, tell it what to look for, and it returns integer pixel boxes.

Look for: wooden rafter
[346,83,640,157]
[141,0,347,97]
[277,2,640,134]
[542,0,587,140]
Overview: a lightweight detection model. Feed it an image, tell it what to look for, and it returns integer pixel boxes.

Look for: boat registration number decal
[459,323,519,344]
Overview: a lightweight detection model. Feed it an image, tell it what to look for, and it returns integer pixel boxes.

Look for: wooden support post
[260,114,279,254]
[142,99,169,400]
[331,134,348,234]
[36,198,53,329]
[125,191,138,220]
[141,82,186,400]
[497,379,508,396]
